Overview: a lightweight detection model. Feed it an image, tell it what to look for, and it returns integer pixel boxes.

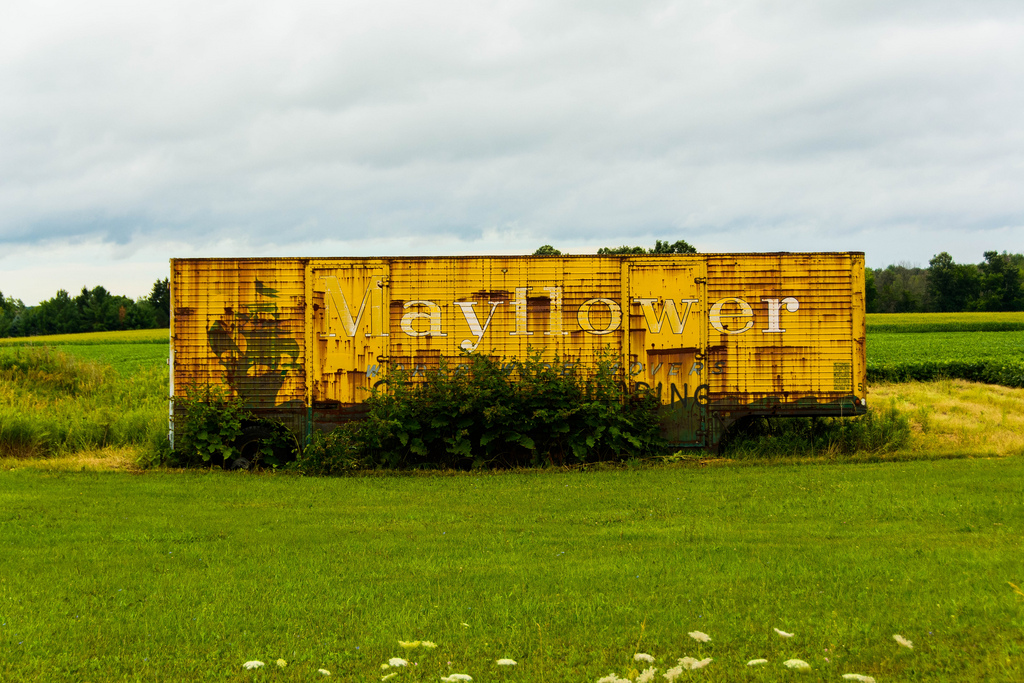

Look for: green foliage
[292,423,368,474]
[532,244,562,255]
[868,359,1024,388]
[170,387,249,466]
[293,350,664,473]
[721,402,912,458]
[0,290,25,337]
[597,239,696,255]
[169,387,298,469]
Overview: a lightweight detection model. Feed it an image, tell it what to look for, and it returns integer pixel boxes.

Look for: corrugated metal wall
[705,253,862,412]
[172,253,866,447]
[172,258,306,409]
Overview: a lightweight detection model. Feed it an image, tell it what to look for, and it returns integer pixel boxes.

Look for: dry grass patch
[0,445,142,472]
[871,379,1024,456]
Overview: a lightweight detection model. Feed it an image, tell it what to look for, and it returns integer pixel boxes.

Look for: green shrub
[293,350,665,473]
[169,387,298,469]
[170,387,248,467]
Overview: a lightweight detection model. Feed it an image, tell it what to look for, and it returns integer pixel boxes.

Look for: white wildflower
[634,652,655,663]
[688,630,711,642]
[774,628,794,638]
[276,659,287,668]
[893,634,913,649]
[678,657,712,670]
[440,675,473,682]
[242,660,264,670]
[783,659,811,671]
[317,669,331,677]
[662,665,683,681]
[842,675,876,683]
[421,641,438,649]
[496,658,517,666]
[381,674,397,682]
[381,663,391,670]
[638,667,657,683]
[399,640,421,649]
[747,658,769,666]
[388,657,409,667]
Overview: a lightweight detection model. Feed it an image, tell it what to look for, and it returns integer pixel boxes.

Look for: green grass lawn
[2,459,1022,682]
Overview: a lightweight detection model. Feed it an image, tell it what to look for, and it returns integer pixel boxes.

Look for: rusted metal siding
[704,253,865,420]
[172,258,306,410]
[171,253,867,448]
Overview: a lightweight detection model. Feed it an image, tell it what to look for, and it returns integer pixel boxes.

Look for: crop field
[866,311,1024,333]
[865,313,1024,388]
[869,330,1024,364]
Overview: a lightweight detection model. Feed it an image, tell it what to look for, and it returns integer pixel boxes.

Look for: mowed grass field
[2,460,1023,682]
[1,316,1023,680]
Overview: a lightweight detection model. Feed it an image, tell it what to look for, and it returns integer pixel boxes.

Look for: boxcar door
[627,258,708,447]
[307,261,391,409]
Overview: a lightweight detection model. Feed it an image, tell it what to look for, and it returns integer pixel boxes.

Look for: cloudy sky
[2,0,1022,305]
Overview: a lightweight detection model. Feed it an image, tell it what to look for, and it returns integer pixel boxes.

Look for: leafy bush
[721,402,911,459]
[170,387,298,469]
[293,350,665,473]
[170,386,249,467]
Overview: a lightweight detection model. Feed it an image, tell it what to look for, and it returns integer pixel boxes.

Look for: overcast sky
[2,0,1022,305]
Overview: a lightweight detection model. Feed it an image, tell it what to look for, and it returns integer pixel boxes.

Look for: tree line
[868,251,1024,313]
[0,279,170,338]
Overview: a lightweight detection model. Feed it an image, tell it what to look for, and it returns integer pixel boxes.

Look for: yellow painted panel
[172,253,867,445]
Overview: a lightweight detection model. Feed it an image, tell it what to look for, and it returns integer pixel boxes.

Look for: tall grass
[0,346,167,458]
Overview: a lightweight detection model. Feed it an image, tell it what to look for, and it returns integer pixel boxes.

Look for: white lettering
[632,298,697,334]
[577,298,622,335]
[322,276,370,338]
[761,297,800,333]
[510,287,531,336]
[455,301,503,351]
[400,301,447,337]
[709,297,754,334]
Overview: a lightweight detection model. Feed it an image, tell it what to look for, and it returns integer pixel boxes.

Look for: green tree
[0,291,25,337]
[650,239,697,254]
[148,278,170,327]
[872,264,929,313]
[597,239,697,255]
[864,268,877,313]
[532,245,562,256]
[597,245,647,255]
[927,252,979,312]
[975,251,1024,311]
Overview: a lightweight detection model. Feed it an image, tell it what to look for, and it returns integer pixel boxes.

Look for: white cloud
[2,0,1023,303]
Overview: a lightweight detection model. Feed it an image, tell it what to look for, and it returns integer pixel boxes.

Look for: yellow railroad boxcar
[170,253,867,450]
